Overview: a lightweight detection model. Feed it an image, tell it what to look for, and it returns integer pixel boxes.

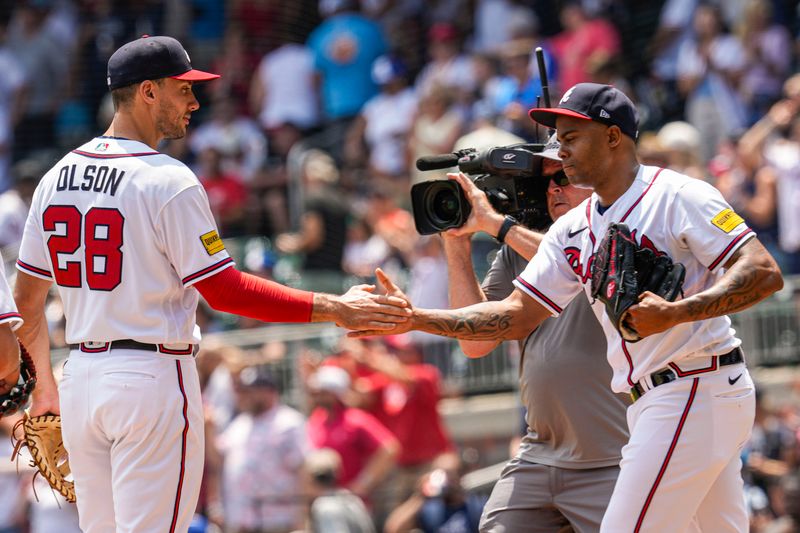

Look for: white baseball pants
[59,350,204,533]
[601,363,755,533]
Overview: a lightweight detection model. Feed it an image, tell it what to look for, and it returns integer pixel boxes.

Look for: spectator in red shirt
[550,1,621,91]
[197,147,249,236]
[306,366,400,501]
[354,335,455,509]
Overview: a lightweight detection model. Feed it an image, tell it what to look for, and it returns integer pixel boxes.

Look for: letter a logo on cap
[560,86,576,105]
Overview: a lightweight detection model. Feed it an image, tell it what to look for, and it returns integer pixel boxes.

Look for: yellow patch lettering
[711,209,744,234]
[200,230,225,255]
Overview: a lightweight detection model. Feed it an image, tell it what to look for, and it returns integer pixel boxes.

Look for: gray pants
[479,458,619,533]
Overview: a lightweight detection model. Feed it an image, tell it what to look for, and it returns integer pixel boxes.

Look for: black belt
[70,340,195,356]
[630,347,744,402]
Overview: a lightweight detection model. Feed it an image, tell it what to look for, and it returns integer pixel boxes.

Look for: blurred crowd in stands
[0,0,800,531]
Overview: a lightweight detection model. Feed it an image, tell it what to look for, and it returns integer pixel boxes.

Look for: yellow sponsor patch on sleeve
[711,209,745,233]
[200,230,225,255]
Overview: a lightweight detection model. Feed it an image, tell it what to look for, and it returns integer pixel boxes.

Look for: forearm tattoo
[685,257,776,320]
[421,311,514,340]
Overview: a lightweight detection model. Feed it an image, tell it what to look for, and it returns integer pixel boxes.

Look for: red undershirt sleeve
[194,267,314,323]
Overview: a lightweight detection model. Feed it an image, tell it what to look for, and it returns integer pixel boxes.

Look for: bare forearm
[413,300,531,342]
[443,237,499,356]
[351,445,397,495]
[385,494,425,533]
[674,241,783,323]
[0,325,20,383]
[15,310,56,393]
[503,225,544,261]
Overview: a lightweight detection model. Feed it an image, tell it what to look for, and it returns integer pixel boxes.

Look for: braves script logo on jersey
[564,230,666,284]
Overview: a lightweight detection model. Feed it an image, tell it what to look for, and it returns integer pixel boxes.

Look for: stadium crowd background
[0,0,800,531]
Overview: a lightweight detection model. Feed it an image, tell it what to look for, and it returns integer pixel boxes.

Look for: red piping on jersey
[0,312,21,323]
[634,378,699,533]
[71,149,160,159]
[621,340,636,387]
[181,257,234,285]
[194,266,314,323]
[620,168,664,223]
[169,360,189,533]
[668,358,718,377]
[707,228,754,271]
[514,276,563,314]
[16,260,52,278]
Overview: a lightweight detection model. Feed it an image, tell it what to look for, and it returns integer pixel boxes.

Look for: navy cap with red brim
[171,69,220,83]
[527,83,640,139]
[529,108,592,129]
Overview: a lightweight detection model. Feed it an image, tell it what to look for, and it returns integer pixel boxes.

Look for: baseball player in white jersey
[0,253,23,394]
[356,83,784,532]
[12,35,409,533]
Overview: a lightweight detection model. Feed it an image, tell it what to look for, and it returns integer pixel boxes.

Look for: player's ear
[139,80,157,103]
[607,126,622,149]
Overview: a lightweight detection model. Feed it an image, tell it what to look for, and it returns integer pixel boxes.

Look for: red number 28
[43,205,125,291]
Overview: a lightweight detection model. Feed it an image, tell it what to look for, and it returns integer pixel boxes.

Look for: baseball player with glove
[13,35,409,533]
[442,137,629,532]
[355,83,784,532]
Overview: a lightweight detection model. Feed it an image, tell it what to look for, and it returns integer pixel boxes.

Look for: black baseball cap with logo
[529,83,639,140]
[107,35,220,90]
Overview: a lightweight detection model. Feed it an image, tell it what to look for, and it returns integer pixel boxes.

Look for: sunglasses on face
[546,169,571,187]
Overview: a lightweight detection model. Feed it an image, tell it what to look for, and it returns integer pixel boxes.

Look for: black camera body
[411,144,551,235]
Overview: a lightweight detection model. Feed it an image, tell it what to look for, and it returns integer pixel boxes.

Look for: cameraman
[441,137,630,532]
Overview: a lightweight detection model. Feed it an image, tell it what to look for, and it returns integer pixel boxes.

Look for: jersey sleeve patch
[200,230,225,255]
[711,209,745,234]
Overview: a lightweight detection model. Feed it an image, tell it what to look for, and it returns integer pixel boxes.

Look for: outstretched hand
[347,268,416,338]
[334,275,412,331]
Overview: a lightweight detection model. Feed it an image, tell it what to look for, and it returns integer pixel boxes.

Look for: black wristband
[496,216,519,243]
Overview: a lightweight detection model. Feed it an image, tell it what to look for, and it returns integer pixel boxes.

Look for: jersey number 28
[43,205,125,291]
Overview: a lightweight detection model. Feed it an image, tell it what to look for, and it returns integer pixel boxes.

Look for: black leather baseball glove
[590,223,686,342]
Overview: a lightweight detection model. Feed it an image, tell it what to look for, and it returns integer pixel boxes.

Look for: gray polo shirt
[482,245,630,469]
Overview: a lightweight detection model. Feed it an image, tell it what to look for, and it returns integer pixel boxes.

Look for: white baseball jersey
[16,137,234,345]
[0,251,22,331]
[515,165,755,394]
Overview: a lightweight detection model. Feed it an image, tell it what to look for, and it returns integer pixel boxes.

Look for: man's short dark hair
[110,79,164,110]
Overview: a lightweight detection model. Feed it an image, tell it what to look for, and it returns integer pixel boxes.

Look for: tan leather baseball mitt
[12,413,76,503]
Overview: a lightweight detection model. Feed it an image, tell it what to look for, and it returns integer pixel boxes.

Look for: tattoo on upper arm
[423,311,514,340]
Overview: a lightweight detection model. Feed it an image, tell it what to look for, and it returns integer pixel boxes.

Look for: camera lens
[410,179,470,235]
[431,188,459,222]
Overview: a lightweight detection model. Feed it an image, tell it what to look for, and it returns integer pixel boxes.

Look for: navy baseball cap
[529,83,639,140]
[107,35,220,90]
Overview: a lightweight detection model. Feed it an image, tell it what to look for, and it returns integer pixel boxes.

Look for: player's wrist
[311,293,339,324]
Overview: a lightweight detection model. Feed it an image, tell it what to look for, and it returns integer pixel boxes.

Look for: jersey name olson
[56,164,125,197]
